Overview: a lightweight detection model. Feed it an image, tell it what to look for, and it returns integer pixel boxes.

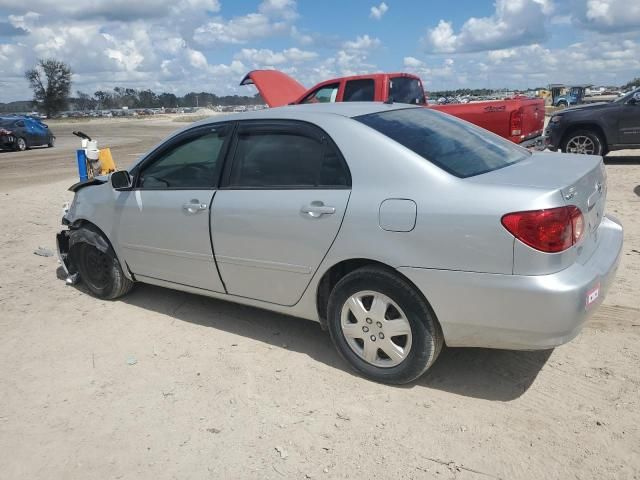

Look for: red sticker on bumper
[586,283,600,308]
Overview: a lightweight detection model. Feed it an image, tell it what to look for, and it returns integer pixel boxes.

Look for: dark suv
[545,88,640,155]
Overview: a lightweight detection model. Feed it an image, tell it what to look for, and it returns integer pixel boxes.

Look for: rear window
[389,77,425,105]
[343,79,375,102]
[355,108,529,178]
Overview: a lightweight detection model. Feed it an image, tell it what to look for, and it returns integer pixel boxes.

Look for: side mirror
[110,170,132,190]
[629,92,640,105]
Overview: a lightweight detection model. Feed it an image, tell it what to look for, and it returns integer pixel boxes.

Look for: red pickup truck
[241,70,545,147]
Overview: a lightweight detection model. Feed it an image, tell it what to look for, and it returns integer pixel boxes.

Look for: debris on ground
[275,446,288,459]
[126,357,137,366]
[33,247,53,257]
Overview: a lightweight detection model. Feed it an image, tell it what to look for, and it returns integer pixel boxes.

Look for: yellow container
[98,148,117,174]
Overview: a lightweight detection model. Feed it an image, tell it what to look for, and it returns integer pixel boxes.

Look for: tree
[24,59,72,117]
[621,77,639,90]
[75,90,96,111]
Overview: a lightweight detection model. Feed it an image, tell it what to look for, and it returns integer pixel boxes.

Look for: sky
[0,0,639,102]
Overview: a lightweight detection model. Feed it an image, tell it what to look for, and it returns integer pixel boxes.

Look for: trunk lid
[240,70,307,107]
[470,151,607,272]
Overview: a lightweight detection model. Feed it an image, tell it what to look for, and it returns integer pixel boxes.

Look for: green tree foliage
[621,77,639,90]
[24,58,72,117]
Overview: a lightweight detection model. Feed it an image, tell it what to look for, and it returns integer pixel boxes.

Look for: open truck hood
[240,70,307,107]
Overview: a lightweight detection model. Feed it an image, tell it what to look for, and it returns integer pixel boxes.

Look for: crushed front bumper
[399,215,623,350]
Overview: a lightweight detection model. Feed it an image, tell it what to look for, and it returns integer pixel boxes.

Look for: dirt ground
[0,118,638,480]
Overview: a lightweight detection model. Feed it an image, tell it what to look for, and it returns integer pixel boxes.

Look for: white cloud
[403,56,424,68]
[0,0,221,21]
[343,34,381,51]
[578,0,640,32]
[193,0,296,45]
[235,47,317,66]
[424,0,553,53]
[370,2,389,20]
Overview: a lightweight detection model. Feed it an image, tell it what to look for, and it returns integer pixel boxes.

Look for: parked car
[57,103,622,384]
[545,87,640,155]
[240,70,545,148]
[0,116,55,151]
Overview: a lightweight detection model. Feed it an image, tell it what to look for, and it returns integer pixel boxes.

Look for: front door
[211,120,351,306]
[618,94,640,145]
[116,124,231,292]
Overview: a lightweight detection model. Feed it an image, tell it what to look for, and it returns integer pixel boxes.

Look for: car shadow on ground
[604,155,640,165]
[59,269,551,401]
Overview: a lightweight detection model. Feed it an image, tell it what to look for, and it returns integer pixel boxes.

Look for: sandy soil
[0,119,638,480]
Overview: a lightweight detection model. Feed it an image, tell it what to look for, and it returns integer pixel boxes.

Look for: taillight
[510,108,523,137]
[501,206,584,253]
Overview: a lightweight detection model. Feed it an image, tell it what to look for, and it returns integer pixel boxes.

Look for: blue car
[0,116,55,151]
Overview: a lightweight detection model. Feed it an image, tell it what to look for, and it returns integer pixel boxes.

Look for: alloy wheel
[340,290,413,368]
[16,138,26,151]
[566,135,596,155]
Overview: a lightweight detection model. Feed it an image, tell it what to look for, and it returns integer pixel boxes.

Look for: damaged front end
[57,220,112,285]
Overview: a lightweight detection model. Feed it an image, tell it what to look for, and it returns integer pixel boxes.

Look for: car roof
[194,102,420,126]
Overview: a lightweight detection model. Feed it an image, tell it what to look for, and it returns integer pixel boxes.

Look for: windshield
[389,77,425,105]
[355,108,530,178]
[615,87,640,104]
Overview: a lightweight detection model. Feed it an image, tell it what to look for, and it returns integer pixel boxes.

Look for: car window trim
[219,119,352,191]
[130,122,235,191]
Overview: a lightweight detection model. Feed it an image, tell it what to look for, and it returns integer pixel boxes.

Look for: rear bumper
[0,135,15,149]
[399,215,623,350]
[519,135,544,150]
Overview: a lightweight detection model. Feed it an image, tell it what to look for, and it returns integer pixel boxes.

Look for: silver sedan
[57,103,623,384]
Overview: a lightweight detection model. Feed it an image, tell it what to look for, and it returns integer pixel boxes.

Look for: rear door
[116,124,231,291]
[211,120,351,306]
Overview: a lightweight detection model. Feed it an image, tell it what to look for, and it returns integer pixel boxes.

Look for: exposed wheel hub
[340,291,412,368]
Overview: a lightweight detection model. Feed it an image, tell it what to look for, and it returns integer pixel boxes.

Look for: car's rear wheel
[74,242,133,300]
[561,129,604,156]
[327,266,443,384]
[15,137,27,151]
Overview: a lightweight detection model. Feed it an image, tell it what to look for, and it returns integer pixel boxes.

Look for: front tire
[74,242,133,300]
[15,137,27,151]
[327,266,443,384]
[561,129,604,156]
[48,136,55,148]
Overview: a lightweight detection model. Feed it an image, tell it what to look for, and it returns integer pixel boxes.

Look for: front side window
[301,83,339,104]
[228,128,350,188]
[356,108,529,178]
[389,77,425,105]
[139,127,227,189]
[343,79,375,102]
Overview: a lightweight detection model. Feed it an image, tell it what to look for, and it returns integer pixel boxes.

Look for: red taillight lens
[510,108,523,137]
[501,206,584,253]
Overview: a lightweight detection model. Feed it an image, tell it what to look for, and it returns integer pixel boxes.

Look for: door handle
[182,201,207,214]
[301,201,336,218]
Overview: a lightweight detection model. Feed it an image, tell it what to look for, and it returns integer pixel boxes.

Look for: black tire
[48,136,55,148]
[556,101,568,109]
[561,129,605,156]
[327,266,443,384]
[74,242,133,300]
[15,137,27,151]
